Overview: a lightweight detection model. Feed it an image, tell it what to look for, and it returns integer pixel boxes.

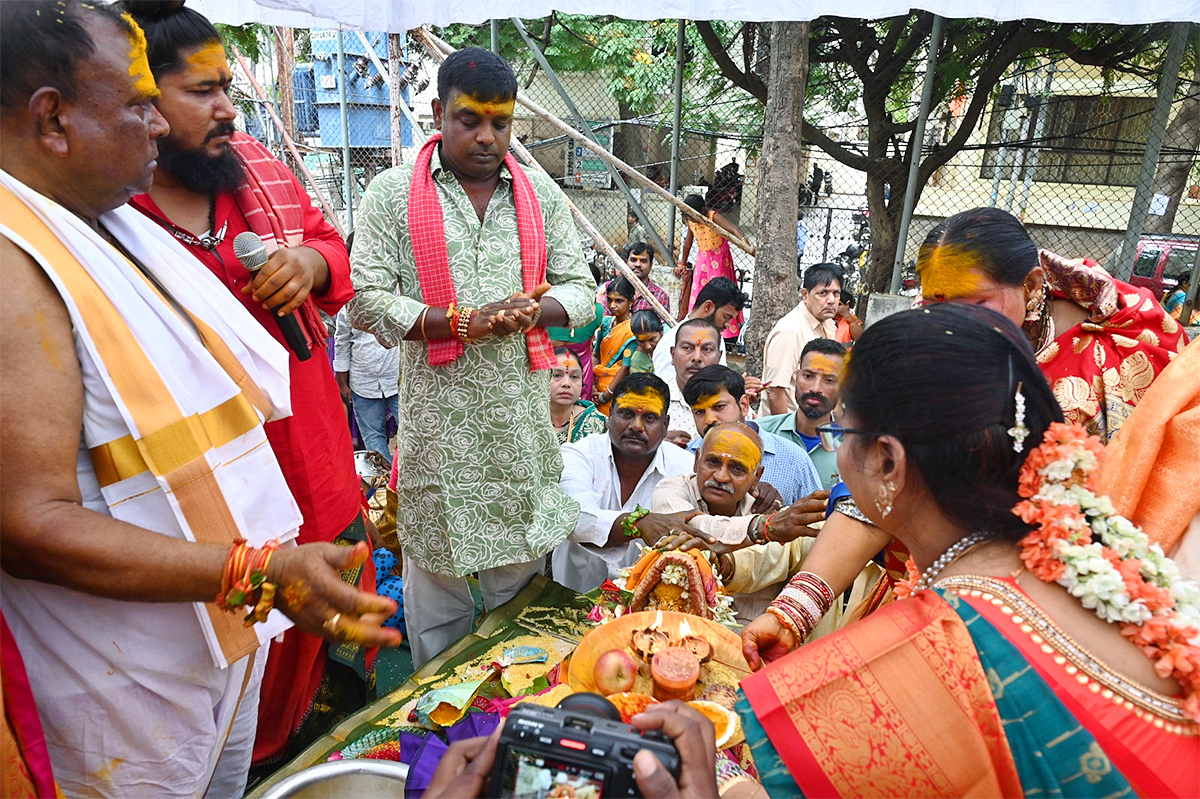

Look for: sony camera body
[491,700,681,798]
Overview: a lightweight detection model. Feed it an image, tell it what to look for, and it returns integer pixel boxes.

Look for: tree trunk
[612,98,644,174]
[273,27,298,174]
[745,21,808,379]
[1143,61,1200,235]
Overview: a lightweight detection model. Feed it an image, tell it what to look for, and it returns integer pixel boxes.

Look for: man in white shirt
[652,276,744,384]
[333,309,400,464]
[665,319,723,444]
[761,263,842,414]
[551,373,700,593]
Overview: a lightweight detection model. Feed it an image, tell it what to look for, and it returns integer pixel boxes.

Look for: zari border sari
[1035,251,1187,444]
[738,577,1198,798]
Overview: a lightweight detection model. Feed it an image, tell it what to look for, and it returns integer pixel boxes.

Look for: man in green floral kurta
[348,48,595,668]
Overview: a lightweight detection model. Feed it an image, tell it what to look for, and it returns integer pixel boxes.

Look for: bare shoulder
[0,233,81,401]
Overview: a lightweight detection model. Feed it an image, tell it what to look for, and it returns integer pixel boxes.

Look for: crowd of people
[0,2,1197,797]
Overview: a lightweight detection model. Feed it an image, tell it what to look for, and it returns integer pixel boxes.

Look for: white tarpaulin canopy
[196,0,1200,31]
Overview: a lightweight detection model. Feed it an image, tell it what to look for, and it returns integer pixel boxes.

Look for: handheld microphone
[233,232,312,361]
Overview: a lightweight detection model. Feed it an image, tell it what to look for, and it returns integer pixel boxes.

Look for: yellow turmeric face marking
[121,14,159,98]
[806,353,842,376]
[614,387,665,417]
[451,95,515,118]
[918,244,986,301]
[186,40,231,78]
[691,393,723,412]
[704,429,761,473]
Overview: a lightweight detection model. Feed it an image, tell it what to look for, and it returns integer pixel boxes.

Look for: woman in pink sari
[676,194,750,343]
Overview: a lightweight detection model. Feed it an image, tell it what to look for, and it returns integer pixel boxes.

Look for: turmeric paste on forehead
[121,13,159,98]
[918,244,986,301]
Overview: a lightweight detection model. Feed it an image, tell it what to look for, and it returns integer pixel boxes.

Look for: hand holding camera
[423,694,719,799]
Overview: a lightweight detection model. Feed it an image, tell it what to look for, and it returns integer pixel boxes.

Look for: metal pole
[890,14,943,293]
[666,20,686,263]
[491,19,500,53]
[1115,21,1190,281]
[509,17,673,265]
[357,30,428,145]
[336,28,353,231]
[1017,62,1055,220]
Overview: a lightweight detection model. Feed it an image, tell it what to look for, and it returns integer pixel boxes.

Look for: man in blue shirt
[757,338,846,490]
[682,365,823,506]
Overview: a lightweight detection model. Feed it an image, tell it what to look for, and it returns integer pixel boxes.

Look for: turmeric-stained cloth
[1036,251,1187,443]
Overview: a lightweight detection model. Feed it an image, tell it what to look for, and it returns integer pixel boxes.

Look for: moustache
[207,123,237,141]
[703,478,735,494]
[800,392,829,407]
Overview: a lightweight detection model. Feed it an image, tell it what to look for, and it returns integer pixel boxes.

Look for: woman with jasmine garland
[737,304,1199,798]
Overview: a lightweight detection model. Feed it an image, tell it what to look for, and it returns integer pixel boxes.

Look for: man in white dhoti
[0,3,400,796]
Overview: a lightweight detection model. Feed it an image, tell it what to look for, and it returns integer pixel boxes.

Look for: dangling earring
[875,479,896,518]
[1025,285,1047,322]
[1007,382,1029,452]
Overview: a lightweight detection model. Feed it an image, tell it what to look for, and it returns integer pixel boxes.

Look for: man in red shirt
[121,2,369,771]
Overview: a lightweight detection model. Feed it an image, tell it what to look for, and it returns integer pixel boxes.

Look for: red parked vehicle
[1129,237,1197,299]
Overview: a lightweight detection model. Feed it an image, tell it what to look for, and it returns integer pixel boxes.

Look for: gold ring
[323,612,342,634]
[772,499,784,509]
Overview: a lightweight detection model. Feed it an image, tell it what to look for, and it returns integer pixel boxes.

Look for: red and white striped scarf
[409,134,553,370]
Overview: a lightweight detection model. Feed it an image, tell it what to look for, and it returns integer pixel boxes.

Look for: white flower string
[1014,423,1200,720]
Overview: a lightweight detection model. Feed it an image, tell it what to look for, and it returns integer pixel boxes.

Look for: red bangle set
[216,538,281,627]
[767,571,836,643]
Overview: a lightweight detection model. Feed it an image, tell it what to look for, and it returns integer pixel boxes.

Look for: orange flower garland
[899,422,1200,720]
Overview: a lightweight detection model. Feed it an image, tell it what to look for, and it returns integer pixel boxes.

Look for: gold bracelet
[417,306,430,340]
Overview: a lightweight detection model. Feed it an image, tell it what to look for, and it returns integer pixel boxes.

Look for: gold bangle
[417,306,430,340]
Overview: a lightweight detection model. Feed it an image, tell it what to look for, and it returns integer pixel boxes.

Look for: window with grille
[981,95,1154,186]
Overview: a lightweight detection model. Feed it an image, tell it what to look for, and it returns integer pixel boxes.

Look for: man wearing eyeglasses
[758,338,847,490]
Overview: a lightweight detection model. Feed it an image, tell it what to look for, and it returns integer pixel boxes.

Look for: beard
[155,126,245,195]
[798,392,832,420]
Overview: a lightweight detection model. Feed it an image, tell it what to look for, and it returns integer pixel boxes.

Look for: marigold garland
[898,422,1200,721]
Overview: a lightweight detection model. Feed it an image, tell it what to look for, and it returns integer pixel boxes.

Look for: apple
[593,649,638,695]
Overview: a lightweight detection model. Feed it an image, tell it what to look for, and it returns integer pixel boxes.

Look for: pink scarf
[409,134,553,369]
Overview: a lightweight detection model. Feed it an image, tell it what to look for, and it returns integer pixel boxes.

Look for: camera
[491,694,681,798]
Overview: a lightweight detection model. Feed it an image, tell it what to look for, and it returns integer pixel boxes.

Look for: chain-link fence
[234,18,1199,315]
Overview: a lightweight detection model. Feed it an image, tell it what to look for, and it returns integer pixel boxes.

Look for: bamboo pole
[420,28,755,257]
[230,45,346,238]
[413,29,677,326]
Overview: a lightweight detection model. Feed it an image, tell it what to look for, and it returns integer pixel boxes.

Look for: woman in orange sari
[738,304,1199,798]
[592,278,637,414]
[915,207,1187,443]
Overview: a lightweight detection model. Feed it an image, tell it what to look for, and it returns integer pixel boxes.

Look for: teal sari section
[737,692,804,798]
[734,592,1135,798]
[939,589,1135,799]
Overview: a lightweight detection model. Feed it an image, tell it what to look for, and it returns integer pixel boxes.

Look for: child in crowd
[593,278,638,413]
[629,309,663,374]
